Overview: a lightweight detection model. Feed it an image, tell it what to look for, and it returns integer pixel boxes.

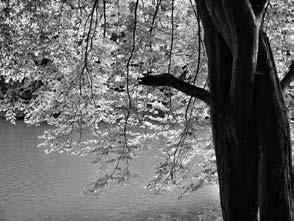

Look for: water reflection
[0,120,220,220]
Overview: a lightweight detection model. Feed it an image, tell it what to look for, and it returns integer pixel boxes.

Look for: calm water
[0,120,220,221]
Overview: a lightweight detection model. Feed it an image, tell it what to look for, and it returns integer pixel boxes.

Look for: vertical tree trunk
[200,12,259,221]
[254,31,292,221]
[196,1,292,220]
[206,26,259,221]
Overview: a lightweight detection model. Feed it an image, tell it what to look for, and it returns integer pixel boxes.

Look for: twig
[281,60,294,91]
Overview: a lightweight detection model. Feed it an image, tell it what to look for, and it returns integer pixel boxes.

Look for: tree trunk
[205,20,259,221]
[196,1,292,220]
[254,31,292,221]
[139,1,293,219]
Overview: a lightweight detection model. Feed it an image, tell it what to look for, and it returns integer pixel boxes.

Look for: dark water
[0,120,221,221]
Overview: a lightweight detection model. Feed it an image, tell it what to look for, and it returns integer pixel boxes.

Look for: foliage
[0,0,293,196]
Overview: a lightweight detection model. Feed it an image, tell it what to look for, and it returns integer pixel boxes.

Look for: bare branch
[167,0,174,74]
[103,0,107,37]
[167,0,175,111]
[149,0,162,49]
[280,60,294,91]
[185,2,202,120]
[138,74,218,110]
[123,0,139,155]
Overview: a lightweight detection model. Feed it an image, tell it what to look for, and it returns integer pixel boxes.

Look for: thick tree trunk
[207,29,292,221]
[206,23,259,221]
[196,2,258,220]
[254,31,292,221]
[196,1,292,221]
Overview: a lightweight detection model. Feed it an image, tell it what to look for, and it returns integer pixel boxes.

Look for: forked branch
[280,60,294,91]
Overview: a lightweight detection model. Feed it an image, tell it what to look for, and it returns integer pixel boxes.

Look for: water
[0,120,220,221]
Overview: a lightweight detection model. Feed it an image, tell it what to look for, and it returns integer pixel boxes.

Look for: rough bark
[195,1,259,220]
[254,31,292,221]
[281,60,294,91]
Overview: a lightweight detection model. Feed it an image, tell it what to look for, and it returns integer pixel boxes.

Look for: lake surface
[0,120,221,220]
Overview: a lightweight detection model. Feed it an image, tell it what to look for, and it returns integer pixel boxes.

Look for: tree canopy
[0,0,293,197]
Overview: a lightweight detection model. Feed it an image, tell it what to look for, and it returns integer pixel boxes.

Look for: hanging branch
[125,0,139,150]
[185,2,202,121]
[87,6,100,109]
[193,11,202,85]
[192,0,207,60]
[116,0,120,33]
[169,0,205,181]
[80,0,99,96]
[126,0,139,113]
[84,0,99,68]
[90,4,99,50]
[149,0,162,49]
[103,0,107,37]
[73,0,99,135]
[167,0,174,74]
[110,0,140,181]
[166,0,175,112]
